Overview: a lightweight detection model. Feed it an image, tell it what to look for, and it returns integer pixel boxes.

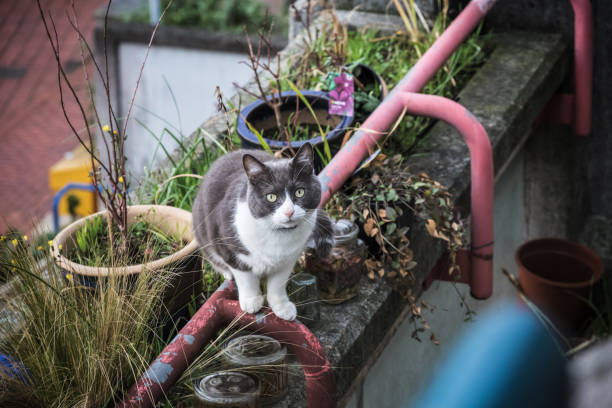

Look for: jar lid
[334,219,359,244]
[291,272,317,286]
[224,335,287,366]
[194,371,260,404]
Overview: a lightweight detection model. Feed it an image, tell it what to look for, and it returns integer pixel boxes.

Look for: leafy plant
[327,153,467,282]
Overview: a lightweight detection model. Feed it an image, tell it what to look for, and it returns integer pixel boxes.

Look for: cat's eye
[266,193,277,202]
[295,188,305,198]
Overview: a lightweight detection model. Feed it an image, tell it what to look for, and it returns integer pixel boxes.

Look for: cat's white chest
[234,200,315,275]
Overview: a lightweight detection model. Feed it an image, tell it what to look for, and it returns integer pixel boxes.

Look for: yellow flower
[11,239,18,247]
[48,240,53,247]
[37,245,43,251]
[11,259,15,265]
[59,244,63,250]
[396,30,403,35]
[0,236,5,241]
[65,273,73,282]
[22,235,28,241]
[118,176,124,183]
[103,124,110,132]
[113,130,118,135]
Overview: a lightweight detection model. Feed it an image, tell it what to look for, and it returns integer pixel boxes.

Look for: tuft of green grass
[0,233,177,407]
[137,127,229,211]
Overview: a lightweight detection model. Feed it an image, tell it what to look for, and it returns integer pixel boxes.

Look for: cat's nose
[285,208,294,219]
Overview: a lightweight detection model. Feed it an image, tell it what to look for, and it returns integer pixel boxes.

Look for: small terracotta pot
[52,205,202,314]
[516,238,603,333]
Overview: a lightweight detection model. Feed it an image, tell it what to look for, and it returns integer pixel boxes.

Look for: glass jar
[288,272,320,325]
[222,335,287,406]
[193,371,260,408]
[305,219,365,304]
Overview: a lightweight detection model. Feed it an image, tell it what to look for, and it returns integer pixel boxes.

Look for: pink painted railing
[395,93,494,299]
[570,0,593,136]
[118,280,334,407]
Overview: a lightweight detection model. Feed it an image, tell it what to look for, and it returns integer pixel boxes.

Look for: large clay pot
[516,238,603,334]
[52,205,201,314]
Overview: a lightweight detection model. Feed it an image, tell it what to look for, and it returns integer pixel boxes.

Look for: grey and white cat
[192,143,333,320]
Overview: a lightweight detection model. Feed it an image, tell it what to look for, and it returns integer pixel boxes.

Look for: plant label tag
[327,72,354,117]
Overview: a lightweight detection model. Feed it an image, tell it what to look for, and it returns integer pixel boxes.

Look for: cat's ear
[291,143,314,177]
[243,154,269,181]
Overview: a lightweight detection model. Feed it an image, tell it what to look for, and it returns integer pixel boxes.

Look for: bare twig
[235,12,294,152]
[36,0,175,249]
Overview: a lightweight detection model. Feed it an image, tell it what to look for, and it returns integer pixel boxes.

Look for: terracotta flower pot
[52,205,202,314]
[516,238,603,334]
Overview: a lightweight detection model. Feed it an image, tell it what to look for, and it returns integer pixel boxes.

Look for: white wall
[117,43,252,178]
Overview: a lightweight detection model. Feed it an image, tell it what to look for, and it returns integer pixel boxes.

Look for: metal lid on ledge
[194,371,260,405]
[224,335,287,366]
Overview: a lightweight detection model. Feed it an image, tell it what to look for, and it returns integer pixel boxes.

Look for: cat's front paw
[239,294,265,314]
[270,300,297,321]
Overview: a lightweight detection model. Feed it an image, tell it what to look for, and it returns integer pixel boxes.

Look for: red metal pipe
[395,92,494,299]
[570,0,593,136]
[118,280,334,408]
[318,0,498,204]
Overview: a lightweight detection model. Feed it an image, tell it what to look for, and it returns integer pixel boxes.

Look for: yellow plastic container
[49,144,97,217]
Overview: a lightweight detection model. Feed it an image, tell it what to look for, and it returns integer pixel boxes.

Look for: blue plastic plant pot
[236,90,353,155]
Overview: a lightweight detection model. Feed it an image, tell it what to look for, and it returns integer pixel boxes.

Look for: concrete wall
[116,43,251,177]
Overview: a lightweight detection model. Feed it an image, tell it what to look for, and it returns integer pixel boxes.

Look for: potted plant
[39,0,202,313]
[516,238,604,335]
[236,89,353,152]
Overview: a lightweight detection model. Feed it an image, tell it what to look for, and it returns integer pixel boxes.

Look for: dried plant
[35,0,173,252]
[289,2,348,90]
[327,153,467,281]
[234,12,293,149]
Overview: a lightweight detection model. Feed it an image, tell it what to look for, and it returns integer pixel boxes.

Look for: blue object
[410,306,567,408]
[0,353,30,385]
[52,183,99,233]
[236,90,354,150]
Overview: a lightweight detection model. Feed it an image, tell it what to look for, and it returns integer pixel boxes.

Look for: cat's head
[242,143,321,229]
